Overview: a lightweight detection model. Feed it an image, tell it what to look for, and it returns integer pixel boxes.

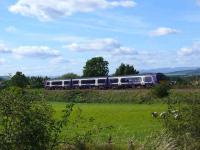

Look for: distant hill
[141,67,199,74]
[0,76,10,80]
[166,68,200,76]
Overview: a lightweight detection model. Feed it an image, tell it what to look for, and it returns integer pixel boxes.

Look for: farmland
[51,102,166,144]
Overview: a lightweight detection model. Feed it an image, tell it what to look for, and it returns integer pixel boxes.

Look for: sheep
[151,112,158,118]
[160,112,167,118]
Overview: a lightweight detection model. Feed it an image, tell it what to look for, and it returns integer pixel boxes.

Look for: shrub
[0,87,74,150]
[160,100,200,149]
[143,130,179,150]
[151,83,171,98]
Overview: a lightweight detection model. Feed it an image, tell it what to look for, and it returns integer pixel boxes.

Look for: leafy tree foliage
[156,73,169,83]
[114,63,139,76]
[83,57,109,77]
[0,87,74,150]
[10,72,29,88]
[28,76,49,88]
[60,73,80,79]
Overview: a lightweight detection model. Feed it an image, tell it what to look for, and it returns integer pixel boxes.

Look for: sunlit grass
[51,102,167,144]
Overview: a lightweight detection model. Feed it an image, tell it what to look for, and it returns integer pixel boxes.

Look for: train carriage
[45,74,158,90]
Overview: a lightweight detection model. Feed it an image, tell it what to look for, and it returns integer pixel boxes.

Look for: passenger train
[45,74,159,90]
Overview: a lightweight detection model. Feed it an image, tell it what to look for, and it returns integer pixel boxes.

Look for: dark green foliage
[35,89,158,104]
[114,63,139,76]
[152,83,171,98]
[10,72,29,88]
[83,57,109,77]
[160,100,200,149]
[28,76,48,88]
[169,75,200,88]
[0,87,74,150]
[59,73,80,79]
[156,73,169,83]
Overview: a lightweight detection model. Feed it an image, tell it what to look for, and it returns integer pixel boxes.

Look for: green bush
[40,89,156,104]
[160,100,200,149]
[151,83,171,98]
[0,87,74,150]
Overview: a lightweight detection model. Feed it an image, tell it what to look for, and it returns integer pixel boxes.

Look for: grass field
[51,102,167,145]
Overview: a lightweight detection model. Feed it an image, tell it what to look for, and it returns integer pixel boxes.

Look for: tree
[60,73,80,79]
[114,63,139,76]
[28,76,49,88]
[156,73,169,83]
[10,72,29,88]
[83,57,109,77]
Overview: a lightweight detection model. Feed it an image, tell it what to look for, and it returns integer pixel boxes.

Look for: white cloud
[149,27,179,37]
[5,26,17,33]
[64,38,137,56]
[0,43,11,53]
[50,56,69,64]
[0,58,5,65]
[12,46,60,58]
[9,0,136,21]
[178,42,200,56]
[112,47,138,55]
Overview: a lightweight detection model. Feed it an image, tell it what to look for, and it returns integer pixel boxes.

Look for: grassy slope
[51,102,167,144]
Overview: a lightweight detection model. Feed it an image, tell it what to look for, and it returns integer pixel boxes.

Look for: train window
[64,81,70,85]
[81,80,95,84]
[121,78,129,83]
[109,78,118,83]
[72,80,79,84]
[52,81,62,85]
[98,79,106,84]
[46,82,50,85]
[144,77,152,82]
[130,77,142,82]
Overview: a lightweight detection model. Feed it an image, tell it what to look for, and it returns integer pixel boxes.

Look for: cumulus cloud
[12,46,60,58]
[9,0,136,21]
[149,27,179,37]
[64,38,137,55]
[178,42,200,56]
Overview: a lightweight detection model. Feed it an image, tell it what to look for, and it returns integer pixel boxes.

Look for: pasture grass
[51,102,167,145]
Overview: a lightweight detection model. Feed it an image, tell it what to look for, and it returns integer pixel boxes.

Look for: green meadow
[51,102,167,145]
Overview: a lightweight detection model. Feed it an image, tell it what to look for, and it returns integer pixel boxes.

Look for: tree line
[0,57,139,89]
[62,56,139,78]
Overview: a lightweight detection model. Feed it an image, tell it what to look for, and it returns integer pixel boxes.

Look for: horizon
[1,0,200,76]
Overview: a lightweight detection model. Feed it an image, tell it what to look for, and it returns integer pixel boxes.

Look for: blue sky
[0,0,200,76]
